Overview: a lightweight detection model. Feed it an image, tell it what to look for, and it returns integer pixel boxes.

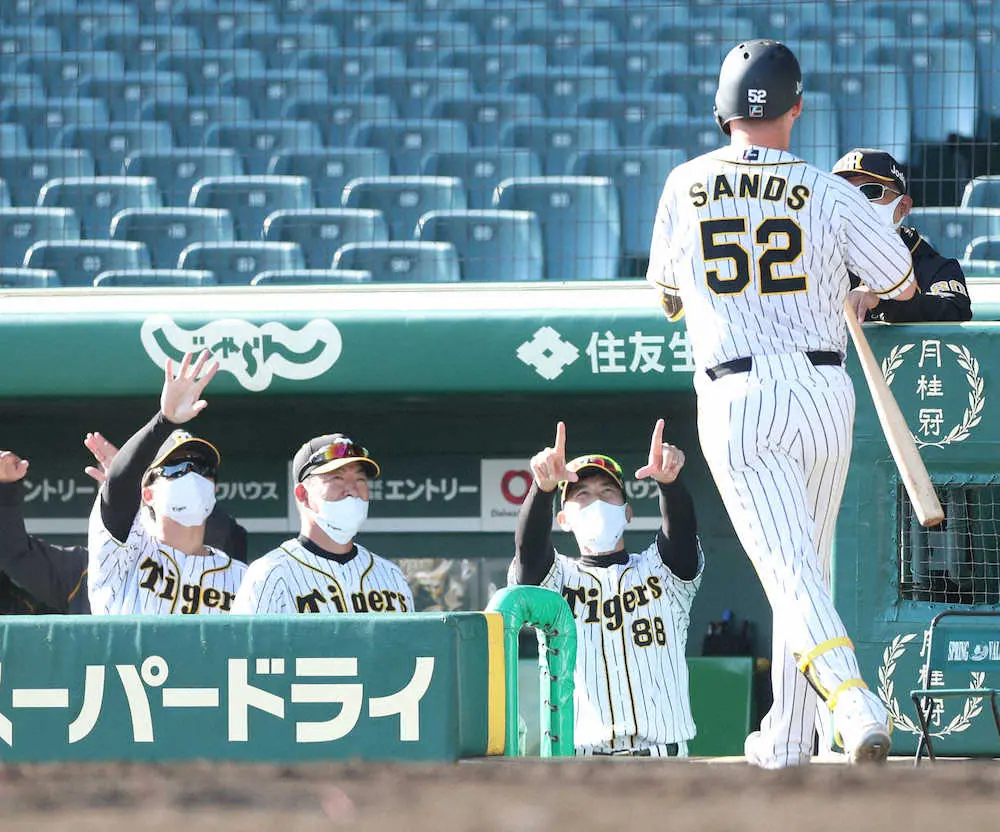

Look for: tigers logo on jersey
[295,585,410,614]
[138,557,236,613]
[561,575,663,631]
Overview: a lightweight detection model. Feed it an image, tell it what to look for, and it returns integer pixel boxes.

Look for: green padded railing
[487,586,576,757]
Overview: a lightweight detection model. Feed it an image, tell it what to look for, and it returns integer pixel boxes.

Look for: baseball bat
[844,298,944,527]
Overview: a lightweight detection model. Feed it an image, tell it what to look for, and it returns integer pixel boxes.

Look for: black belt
[592,744,678,757]
[705,350,843,380]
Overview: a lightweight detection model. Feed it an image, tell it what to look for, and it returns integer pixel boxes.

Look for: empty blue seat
[493,176,620,281]
[262,208,389,268]
[363,68,475,120]
[0,179,9,207]
[1,0,74,23]
[283,95,398,147]
[872,1,975,37]
[205,120,323,175]
[586,3,690,43]
[673,18,758,70]
[371,21,479,67]
[96,26,205,72]
[0,25,61,57]
[56,122,175,176]
[36,3,140,49]
[908,208,1000,260]
[439,45,547,94]
[451,2,551,45]
[268,148,391,208]
[643,117,728,161]
[38,176,162,238]
[515,20,618,67]
[789,92,841,171]
[293,47,405,92]
[93,269,217,287]
[77,72,189,121]
[250,269,372,285]
[189,175,314,239]
[0,150,95,207]
[568,148,684,260]
[812,18,897,67]
[962,176,1000,207]
[645,70,717,116]
[499,118,619,176]
[777,39,834,75]
[177,241,305,285]
[142,96,253,147]
[964,236,1000,260]
[0,208,80,267]
[341,175,467,239]
[332,241,461,282]
[0,73,42,101]
[156,49,266,95]
[110,208,236,268]
[967,24,1000,121]
[2,98,110,148]
[306,2,413,47]
[416,208,543,282]
[505,67,620,118]
[350,119,470,175]
[0,125,28,154]
[24,240,152,287]
[123,148,245,207]
[233,24,340,68]
[221,70,330,119]
[16,51,126,96]
[0,267,60,288]
[578,93,687,147]
[177,3,279,49]
[430,94,544,146]
[421,148,542,209]
[583,43,689,94]
[743,1,834,39]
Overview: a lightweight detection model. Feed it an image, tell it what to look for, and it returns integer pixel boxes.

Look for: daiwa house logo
[516,326,580,381]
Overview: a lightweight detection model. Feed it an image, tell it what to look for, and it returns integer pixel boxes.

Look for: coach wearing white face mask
[232,434,413,614]
[88,350,247,615]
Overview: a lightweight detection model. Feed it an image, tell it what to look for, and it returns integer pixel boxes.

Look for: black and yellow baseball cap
[559,454,626,502]
[832,148,908,194]
[143,430,220,486]
[293,433,380,482]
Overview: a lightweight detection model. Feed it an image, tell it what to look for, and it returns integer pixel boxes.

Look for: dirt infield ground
[0,759,997,831]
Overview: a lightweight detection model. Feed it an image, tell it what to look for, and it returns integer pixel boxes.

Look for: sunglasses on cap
[568,454,624,479]
[858,182,902,202]
[150,458,217,481]
[301,438,370,475]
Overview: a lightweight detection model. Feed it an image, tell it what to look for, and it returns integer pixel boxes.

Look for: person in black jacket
[832,148,973,323]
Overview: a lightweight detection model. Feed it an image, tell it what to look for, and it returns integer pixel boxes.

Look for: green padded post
[486,586,576,757]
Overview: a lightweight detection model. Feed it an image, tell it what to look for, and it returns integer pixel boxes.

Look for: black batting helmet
[713,39,802,135]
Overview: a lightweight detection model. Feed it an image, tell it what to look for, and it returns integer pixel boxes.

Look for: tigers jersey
[510,542,702,752]
[646,145,915,372]
[232,538,414,614]
[87,501,246,615]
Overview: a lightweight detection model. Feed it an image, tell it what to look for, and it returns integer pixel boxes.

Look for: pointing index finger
[554,421,567,456]
[649,418,665,459]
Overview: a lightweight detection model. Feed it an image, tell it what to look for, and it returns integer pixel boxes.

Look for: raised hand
[529,421,578,493]
[634,419,686,484]
[160,350,220,425]
[848,285,879,323]
[83,432,120,484]
[0,450,29,483]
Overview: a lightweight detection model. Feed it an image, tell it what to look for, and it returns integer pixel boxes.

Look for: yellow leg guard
[827,677,869,712]
[794,636,854,675]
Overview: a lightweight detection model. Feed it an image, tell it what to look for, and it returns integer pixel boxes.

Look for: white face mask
[870,194,904,230]
[567,499,628,555]
[314,495,369,545]
[151,473,216,528]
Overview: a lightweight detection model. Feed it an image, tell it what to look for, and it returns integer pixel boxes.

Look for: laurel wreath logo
[877,632,986,737]
[880,343,915,386]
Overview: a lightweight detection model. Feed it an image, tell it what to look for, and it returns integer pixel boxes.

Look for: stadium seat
[96,26,205,72]
[233,24,341,69]
[35,3,139,49]
[583,44,690,94]
[78,72,188,122]
[23,240,152,287]
[959,258,1000,277]
[16,51,126,97]
[742,1,834,39]
[778,39,834,75]
[0,24,62,58]
[0,208,80,268]
[808,18,897,68]
[568,148,684,261]
[262,209,389,268]
[0,179,9,208]
[177,2,279,49]
[645,70,717,117]
[341,175,467,240]
[643,117,727,162]
[123,148,245,207]
[93,269,217,287]
[142,96,254,147]
[204,120,323,175]
[250,269,372,285]
[305,2,413,47]
[283,95,398,148]
[416,208,543,282]
[439,45,547,94]
[450,2,551,45]
[493,176,620,281]
[0,125,27,155]
[421,148,542,209]
[429,94,544,146]
[500,118,619,176]
[332,241,461,282]
[586,3,690,43]
[662,18,758,69]
[371,22,479,67]
[56,122,175,176]
[0,268,60,288]
[156,49,267,95]
[38,176,162,238]
[578,94,687,148]
[221,70,330,119]
[505,67,620,118]
[965,24,1000,124]
[909,208,1000,260]
[110,208,236,268]
[268,148,390,208]
[0,150,96,207]
[871,1,975,37]
[789,92,841,171]
[177,241,305,285]
[964,236,1000,260]
[363,68,475,120]
[2,98,110,148]
[0,73,44,102]
[134,0,175,24]
[293,47,406,93]
[515,20,618,67]
[962,176,1000,207]
[189,175,314,239]
[350,119,470,176]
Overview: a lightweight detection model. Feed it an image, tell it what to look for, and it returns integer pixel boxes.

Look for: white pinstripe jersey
[232,538,414,614]
[509,543,702,750]
[646,145,915,372]
[87,501,246,615]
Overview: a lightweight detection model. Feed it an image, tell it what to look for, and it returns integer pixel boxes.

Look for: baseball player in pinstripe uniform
[508,420,702,757]
[233,434,413,614]
[647,40,917,766]
[88,351,246,615]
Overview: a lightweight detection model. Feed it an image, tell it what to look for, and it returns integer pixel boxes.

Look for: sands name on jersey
[138,557,236,613]
[295,584,410,614]
[561,575,664,632]
[688,172,810,211]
